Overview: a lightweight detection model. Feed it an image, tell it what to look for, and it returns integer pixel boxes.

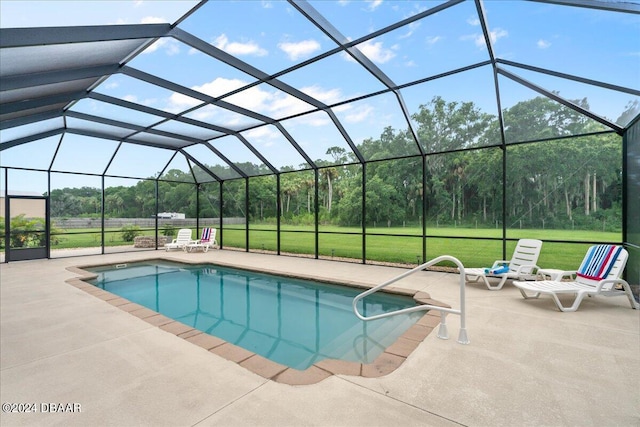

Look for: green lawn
[49,227,168,249]
[219,225,619,270]
[6,224,618,271]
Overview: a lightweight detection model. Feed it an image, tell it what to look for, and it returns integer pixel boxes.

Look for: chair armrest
[491,260,510,269]
[513,264,540,275]
[516,264,540,274]
[594,278,628,292]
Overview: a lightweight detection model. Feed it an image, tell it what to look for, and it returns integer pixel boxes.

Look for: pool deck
[1,249,639,426]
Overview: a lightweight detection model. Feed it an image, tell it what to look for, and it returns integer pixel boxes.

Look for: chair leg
[464,274,481,284]
[518,287,541,299]
[486,275,508,291]
[550,292,585,312]
[477,275,491,289]
[620,283,640,310]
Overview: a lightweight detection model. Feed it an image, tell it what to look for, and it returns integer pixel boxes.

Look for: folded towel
[200,227,212,243]
[576,245,621,281]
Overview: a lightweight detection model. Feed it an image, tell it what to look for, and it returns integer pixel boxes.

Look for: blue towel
[484,265,509,275]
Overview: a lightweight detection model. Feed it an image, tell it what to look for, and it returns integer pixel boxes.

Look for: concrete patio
[1,249,638,426]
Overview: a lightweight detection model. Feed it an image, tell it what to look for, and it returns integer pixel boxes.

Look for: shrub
[6,214,46,248]
[162,224,176,237]
[121,225,142,242]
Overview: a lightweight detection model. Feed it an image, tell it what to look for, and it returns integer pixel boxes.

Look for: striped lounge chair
[513,245,638,312]
[185,227,218,253]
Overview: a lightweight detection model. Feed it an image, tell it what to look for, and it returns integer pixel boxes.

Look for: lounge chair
[185,227,217,253]
[513,245,638,312]
[164,228,193,251]
[462,239,543,290]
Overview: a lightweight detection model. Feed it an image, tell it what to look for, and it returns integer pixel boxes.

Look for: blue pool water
[86,261,423,370]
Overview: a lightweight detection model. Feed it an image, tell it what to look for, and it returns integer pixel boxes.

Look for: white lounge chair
[513,245,638,312]
[462,239,543,290]
[185,227,217,253]
[164,228,193,251]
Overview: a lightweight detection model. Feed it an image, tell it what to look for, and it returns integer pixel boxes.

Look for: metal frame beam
[498,67,624,134]
[0,24,171,48]
[120,66,275,124]
[1,64,120,91]
[0,110,62,130]
[528,0,640,14]
[0,128,64,150]
[2,91,87,115]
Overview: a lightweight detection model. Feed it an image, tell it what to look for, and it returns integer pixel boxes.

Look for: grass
[218,225,618,270]
[49,228,163,248]
[6,224,617,271]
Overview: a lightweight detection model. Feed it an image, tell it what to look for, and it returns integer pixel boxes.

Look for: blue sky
[1,0,639,193]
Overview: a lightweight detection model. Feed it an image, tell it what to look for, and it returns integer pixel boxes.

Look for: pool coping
[65,257,451,386]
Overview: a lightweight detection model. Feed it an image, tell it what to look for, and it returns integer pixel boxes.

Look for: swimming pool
[85,261,424,370]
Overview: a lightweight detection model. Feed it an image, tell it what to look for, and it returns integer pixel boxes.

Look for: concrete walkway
[1,250,638,426]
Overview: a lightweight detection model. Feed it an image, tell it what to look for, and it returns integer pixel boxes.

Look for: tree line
[48,95,631,232]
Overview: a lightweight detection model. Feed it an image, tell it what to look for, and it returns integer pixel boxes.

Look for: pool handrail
[352,255,469,345]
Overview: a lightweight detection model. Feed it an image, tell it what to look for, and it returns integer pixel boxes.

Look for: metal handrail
[352,255,469,344]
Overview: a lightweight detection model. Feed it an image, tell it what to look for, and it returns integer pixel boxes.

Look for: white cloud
[300,85,344,105]
[353,39,396,64]
[463,27,508,48]
[168,93,201,110]
[278,39,321,61]
[187,105,247,128]
[489,28,508,44]
[187,105,216,121]
[426,35,442,46]
[243,126,281,148]
[167,77,247,111]
[537,39,551,49]
[141,38,180,55]
[214,34,268,57]
[165,76,317,122]
[224,85,273,112]
[265,92,313,117]
[399,21,420,39]
[123,95,159,109]
[140,16,165,24]
[244,126,276,140]
[343,104,373,123]
[143,39,164,54]
[195,78,248,98]
[164,40,180,56]
[299,111,332,127]
[167,79,348,126]
[194,78,310,119]
[467,16,480,26]
[366,0,382,11]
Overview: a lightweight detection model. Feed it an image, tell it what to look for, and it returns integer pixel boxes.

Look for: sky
[1,0,639,193]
